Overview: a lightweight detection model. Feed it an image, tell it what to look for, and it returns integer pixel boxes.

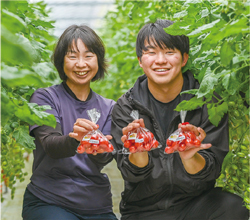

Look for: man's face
[138,39,188,89]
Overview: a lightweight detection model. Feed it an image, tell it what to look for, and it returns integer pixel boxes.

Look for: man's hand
[122,119,149,167]
[178,123,212,174]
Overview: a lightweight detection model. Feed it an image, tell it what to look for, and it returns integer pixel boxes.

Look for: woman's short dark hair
[51,24,108,81]
[136,19,189,58]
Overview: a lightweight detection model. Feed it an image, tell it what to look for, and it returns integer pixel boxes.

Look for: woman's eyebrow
[67,49,77,53]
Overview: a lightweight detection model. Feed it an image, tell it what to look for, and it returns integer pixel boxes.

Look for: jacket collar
[128,70,199,107]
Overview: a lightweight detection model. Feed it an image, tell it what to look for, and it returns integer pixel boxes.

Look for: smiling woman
[63,39,99,101]
[21,24,117,220]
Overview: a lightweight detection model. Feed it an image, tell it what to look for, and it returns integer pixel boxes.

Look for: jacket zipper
[164,111,181,209]
[130,98,182,209]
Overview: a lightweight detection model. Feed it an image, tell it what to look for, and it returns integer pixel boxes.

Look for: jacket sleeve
[110,96,154,183]
[186,103,229,181]
[33,123,79,159]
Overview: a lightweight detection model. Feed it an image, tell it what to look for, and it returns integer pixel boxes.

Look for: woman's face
[63,39,98,89]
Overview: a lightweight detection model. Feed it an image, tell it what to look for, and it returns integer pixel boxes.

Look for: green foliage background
[1,0,249,209]
[1,0,58,200]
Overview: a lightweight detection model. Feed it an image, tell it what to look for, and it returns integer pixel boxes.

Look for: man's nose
[155,53,167,64]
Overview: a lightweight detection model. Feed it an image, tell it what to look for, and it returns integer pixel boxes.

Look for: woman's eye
[67,54,76,58]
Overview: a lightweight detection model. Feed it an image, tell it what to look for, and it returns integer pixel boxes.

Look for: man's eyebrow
[145,45,156,49]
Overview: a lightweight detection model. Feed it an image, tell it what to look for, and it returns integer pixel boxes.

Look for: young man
[111,20,249,220]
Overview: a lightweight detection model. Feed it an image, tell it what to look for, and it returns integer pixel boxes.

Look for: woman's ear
[181,53,189,67]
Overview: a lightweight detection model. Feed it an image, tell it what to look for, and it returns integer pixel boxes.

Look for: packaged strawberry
[76,108,115,155]
[121,110,161,154]
[164,111,201,154]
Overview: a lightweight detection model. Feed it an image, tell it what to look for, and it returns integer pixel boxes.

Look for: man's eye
[148,52,156,55]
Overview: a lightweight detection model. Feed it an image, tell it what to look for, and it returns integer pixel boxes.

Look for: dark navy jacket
[111,71,229,215]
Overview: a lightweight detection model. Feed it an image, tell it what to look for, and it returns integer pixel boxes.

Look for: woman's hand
[69,118,99,142]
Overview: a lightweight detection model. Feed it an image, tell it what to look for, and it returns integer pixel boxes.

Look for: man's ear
[181,53,189,67]
[138,57,143,68]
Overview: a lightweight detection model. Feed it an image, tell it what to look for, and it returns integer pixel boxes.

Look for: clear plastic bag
[164,111,201,154]
[76,108,115,155]
[121,110,161,154]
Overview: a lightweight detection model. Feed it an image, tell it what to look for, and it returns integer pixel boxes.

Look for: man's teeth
[155,69,168,72]
[76,71,87,76]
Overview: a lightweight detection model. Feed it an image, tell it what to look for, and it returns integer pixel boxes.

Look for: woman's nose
[76,58,87,67]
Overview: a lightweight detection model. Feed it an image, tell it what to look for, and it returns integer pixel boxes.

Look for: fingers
[105,135,112,141]
[74,119,98,131]
[179,143,212,161]
[197,127,206,142]
[121,118,145,143]
[70,119,99,142]
[73,119,98,134]
[121,135,127,143]
[69,132,78,138]
[179,123,207,142]
[200,143,212,149]
[122,119,144,136]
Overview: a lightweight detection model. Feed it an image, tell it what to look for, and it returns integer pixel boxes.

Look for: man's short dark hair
[136,19,189,58]
[52,24,107,81]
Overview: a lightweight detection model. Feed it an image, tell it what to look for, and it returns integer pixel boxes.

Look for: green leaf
[164,21,190,36]
[207,102,228,126]
[197,68,218,98]
[221,151,233,171]
[7,100,57,128]
[180,89,198,95]
[188,19,220,37]
[245,88,249,105]
[232,54,249,65]
[13,126,35,150]
[1,9,27,33]
[27,103,57,128]
[222,72,240,95]
[1,26,33,65]
[173,10,188,18]
[175,96,205,111]
[1,65,48,87]
[220,41,234,66]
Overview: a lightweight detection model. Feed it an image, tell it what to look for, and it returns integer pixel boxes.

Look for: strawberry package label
[121,110,161,154]
[164,122,201,154]
[76,108,115,155]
